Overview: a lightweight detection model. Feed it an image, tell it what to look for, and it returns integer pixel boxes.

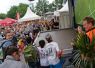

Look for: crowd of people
[0,16,95,68]
[0,19,61,68]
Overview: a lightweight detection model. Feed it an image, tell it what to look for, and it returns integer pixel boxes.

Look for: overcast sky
[0,0,54,14]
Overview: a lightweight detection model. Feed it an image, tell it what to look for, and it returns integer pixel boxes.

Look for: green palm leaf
[73,33,95,68]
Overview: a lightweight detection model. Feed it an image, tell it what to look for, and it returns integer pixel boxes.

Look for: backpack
[0,40,12,60]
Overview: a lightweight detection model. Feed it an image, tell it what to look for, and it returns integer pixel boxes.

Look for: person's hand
[77,26,83,33]
[57,50,63,58]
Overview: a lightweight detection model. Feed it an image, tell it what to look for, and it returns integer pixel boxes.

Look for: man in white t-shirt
[45,34,62,68]
[37,40,50,68]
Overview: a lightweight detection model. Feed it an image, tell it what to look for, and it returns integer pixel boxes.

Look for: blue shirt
[0,34,3,40]
[3,40,13,48]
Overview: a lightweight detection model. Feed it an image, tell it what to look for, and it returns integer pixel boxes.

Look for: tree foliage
[7,6,18,19]
[0,13,7,19]
[47,3,56,12]
[7,3,28,19]
[48,0,63,11]
[17,3,28,18]
[2,0,64,19]
[54,0,63,10]
[30,4,36,13]
[35,0,63,15]
[35,0,49,16]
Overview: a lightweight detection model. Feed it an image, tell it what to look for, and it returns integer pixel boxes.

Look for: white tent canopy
[18,7,41,22]
[58,1,69,12]
[54,11,60,16]
[54,1,69,16]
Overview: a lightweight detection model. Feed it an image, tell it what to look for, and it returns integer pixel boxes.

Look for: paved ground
[34,28,76,68]
[34,28,76,54]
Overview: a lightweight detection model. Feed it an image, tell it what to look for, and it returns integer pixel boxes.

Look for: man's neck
[86,27,95,33]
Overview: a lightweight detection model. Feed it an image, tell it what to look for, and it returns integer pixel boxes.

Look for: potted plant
[24,44,39,68]
[73,33,95,68]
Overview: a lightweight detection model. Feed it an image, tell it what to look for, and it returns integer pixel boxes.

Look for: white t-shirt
[37,47,49,66]
[45,42,60,65]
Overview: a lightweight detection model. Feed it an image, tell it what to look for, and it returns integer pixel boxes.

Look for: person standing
[45,34,62,68]
[37,40,50,68]
[78,16,95,43]
[0,31,13,61]
[0,46,29,68]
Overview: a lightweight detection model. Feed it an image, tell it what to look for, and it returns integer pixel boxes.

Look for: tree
[54,0,63,10]
[7,3,28,19]
[47,0,63,12]
[35,0,49,16]
[0,13,7,19]
[7,6,18,19]
[17,3,28,18]
[30,4,36,13]
[48,3,56,12]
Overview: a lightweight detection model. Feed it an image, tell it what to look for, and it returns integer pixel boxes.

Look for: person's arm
[55,43,63,58]
[77,26,84,33]
[55,43,59,52]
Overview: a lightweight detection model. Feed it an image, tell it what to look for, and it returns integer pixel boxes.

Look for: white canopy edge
[58,1,69,12]
[18,7,41,22]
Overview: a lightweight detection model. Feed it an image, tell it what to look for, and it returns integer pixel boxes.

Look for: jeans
[50,62,63,68]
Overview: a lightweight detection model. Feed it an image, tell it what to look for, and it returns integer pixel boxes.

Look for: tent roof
[45,12,54,15]
[0,18,16,26]
[18,7,41,22]
[58,1,69,12]
[54,11,60,16]
[54,1,69,16]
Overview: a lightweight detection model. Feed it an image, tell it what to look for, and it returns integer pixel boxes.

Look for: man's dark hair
[39,40,45,48]
[6,46,19,56]
[83,16,95,25]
